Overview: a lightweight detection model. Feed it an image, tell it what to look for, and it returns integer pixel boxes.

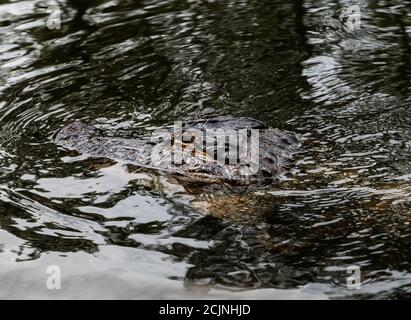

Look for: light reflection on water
[1,0,411,299]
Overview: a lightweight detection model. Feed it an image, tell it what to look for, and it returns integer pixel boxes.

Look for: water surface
[1,0,411,299]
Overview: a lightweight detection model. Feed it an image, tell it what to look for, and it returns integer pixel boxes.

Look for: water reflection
[1,0,411,299]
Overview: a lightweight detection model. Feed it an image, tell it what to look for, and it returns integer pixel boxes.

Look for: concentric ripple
[1,0,411,299]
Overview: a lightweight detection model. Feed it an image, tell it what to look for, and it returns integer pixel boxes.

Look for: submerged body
[55,115,299,188]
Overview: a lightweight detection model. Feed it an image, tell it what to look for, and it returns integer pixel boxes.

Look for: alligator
[55,112,299,190]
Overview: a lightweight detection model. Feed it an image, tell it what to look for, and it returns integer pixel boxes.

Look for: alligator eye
[265,156,275,163]
[262,169,272,177]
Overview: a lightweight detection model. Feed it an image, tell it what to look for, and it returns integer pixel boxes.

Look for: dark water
[1,0,411,299]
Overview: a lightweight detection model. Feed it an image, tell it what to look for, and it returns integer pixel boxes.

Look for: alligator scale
[55,114,299,188]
